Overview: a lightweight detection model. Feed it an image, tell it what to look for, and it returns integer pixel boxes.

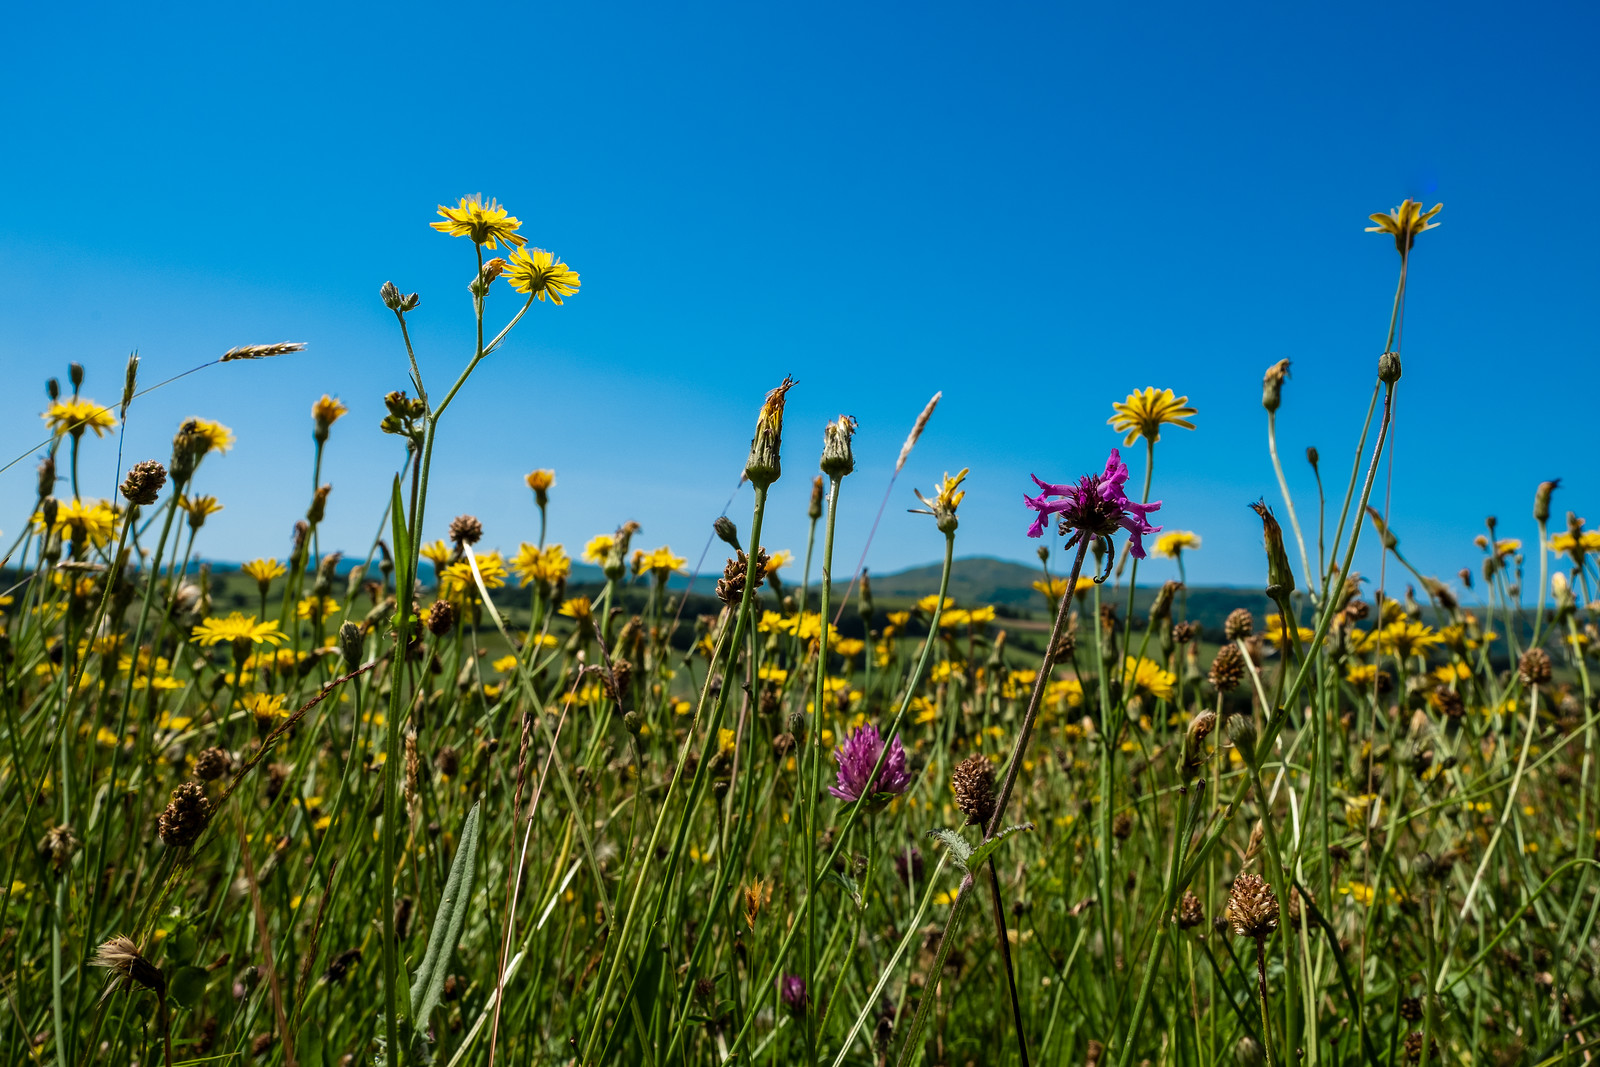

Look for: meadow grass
[4,196,1600,1067]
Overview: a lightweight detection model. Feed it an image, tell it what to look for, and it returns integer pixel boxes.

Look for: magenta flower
[778,974,808,1016]
[828,723,911,804]
[1023,448,1162,558]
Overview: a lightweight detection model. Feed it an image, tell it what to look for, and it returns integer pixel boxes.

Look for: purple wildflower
[828,723,911,804]
[1023,448,1162,558]
[778,973,808,1016]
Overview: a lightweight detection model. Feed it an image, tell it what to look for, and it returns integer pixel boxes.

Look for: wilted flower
[1226,872,1279,939]
[829,724,911,805]
[950,753,996,827]
[911,469,969,534]
[91,936,165,998]
[745,377,797,488]
[1024,448,1162,559]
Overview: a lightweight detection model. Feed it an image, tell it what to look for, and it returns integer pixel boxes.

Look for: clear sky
[2,1,1596,595]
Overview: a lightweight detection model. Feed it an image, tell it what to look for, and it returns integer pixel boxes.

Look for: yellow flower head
[240,691,291,724]
[912,469,970,532]
[525,469,556,493]
[1154,530,1201,558]
[191,613,286,647]
[36,499,119,547]
[582,535,615,565]
[763,549,794,576]
[559,596,594,627]
[916,595,956,616]
[1549,530,1600,563]
[511,542,572,587]
[179,495,223,523]
[1032,577,1070,600]
[1263,613,1315,649]
[183,418,235,455]
[1493,538,1522,559]
[1122,656,1176,701]
[430,194,526,249]
[1365,199,1442,255]
[642,546,688,577]
[504,247,580,304]
[420,540,454,570]
[296,594,340,620]
[439,552,507,599]
[43,398,117,439]
[1371,619,1444,659]
[1109,388,1197,447]
[312,394,348,429]
[834,638,866,659]
[240,558,287,587]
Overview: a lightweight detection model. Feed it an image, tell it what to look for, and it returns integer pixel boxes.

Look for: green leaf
[410,801,482,1027]
[823,868,862,910]
[168,965,209,1009]
[389,476,412,596]
[925,828,974,872]
[965,823,1035,871]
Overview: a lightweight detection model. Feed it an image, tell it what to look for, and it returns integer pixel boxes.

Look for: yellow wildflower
[916,595,955,615]
[1493,538,1521,558]
[1108,388,1197,447]
[492,654,519,673]
[439,552,507,598]
[1122,657,1175,701]
[763,549,794,576]
[834,638,866,660]
[1263,613,1315,649]
[1033,577,1069,600]
[312,394,348,429]
[420,540,454,570]
[525,469,555,492]
[582,535,615,564]
[191,613,286,647]
[758,665,789,683]
[430,194,526,249]
[36,498,118,546]
[43,397,117,438]
[559,597,595,627]
[511,543,571,586]
[1154,530,1201,558]
[503,246,580,303]
[240,558,287,589]
[179,495,223,523]
[183,418,235,455]
[1365,199,1442,254]
[240,692,290,723]
[296,595,340,621]
[887,611,911,628]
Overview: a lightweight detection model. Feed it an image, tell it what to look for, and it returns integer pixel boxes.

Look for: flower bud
[1534,479,1559,524]
[1365,506,1398,550]
[338,621,365,669]
[381,281,403,310]
[819,415,857,478]
[858,571,874,627]
[46,377,60,401]
[713,515,741,551]
[808,476,824,521]
[1261,359,1290,413]
[36,456,56,500]
[744,377,796,488]
[1226,713,1258,766]
[1249,500,1296,599]
[1150,580,1181,623]
[307,484,332,525]
[69,362,85,390]
[1306,446,1319,470]
[1182,710,1216,781]
[1377,350,1402,383]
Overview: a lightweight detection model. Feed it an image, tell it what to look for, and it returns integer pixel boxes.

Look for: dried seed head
[950,753,996,827]
[193,746,232,782]
[808,475,825,521]
[426,600,457,637]
[39,824,79,873]
[1182,710,1217,779]
[895,392,941,474]
[1174,890,1205,929]
[1224,608,1254,641]
[157,780,212,849]
[435,745,460,777]
[91,936,165,998]
[1209,645,1246,693]
[37,456,56,500]
[716,548,768,604]
[1225,872,1279,939]
[1534,479,1560,524]
[323,948,362,984]
[1519,648,1552,687]
[448,514,483,546]
[119,460,167,506]
[1171,621,1198,645]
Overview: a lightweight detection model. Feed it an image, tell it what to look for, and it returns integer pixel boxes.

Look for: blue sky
[2,1,1596,596]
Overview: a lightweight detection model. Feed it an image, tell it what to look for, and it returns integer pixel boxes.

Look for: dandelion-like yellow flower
[296,595,340,621]
[559,596,595,626]
[36,499,119,546]
[43,398,117,439]
[240,692,290,722]
[1263,613,1316,649]
[1493,538,1521,558]
[420,540,454,570]
[1550,531,1600,561]
[504,247,580,304]
[525,469,555,492]
[1109,388,1197,447]
[430,195,527,249]
[240,558,286,587]
[511,543,572,587]
[179,495,224,522]
[582,535,615,565]
[1032,577,1070,600]
[183,418,235,455]
[1365,199,1442,255]
[640,546,687,576]
[312,395,348,428]
[762,549,795,576]
[1346,663,1380,685]
[1363,619,1444,659]
[439,552,507,598]
[1154,530,1201,558]
[191,613,286,646]
[1122,656,1176,701]
[916,595,956,615]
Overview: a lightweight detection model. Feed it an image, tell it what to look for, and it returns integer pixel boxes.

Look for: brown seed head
[91,935,165,997]
[1225,872,1279,939]
[426,600,457,636]
[157,780,211,849]
[950,753,996,827]
[448,514,482,546]
[194,746,232,781]
[1224,608,1254,641]
[119,460,167,506]
[1209,644,1246,692]
[1519,648,1552,687]
[1174,889,1205,929]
